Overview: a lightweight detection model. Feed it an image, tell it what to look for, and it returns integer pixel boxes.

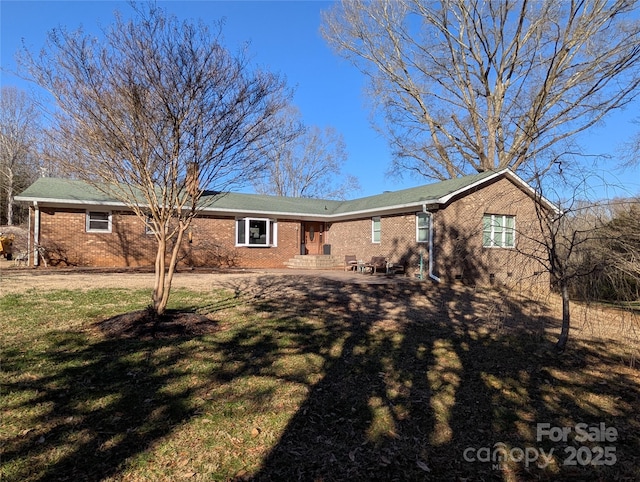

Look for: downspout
[423,204,440,283]
[33,201,40,267]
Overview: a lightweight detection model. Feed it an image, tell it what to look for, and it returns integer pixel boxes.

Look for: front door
[303,222,324,255]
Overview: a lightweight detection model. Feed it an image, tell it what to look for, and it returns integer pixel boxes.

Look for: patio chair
[364,256,387,274]
[386,262,405,276]
[344,254,358,271]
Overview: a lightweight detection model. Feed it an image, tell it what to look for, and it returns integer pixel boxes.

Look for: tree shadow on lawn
[236,276,640,481]
[1,308,220,481]
[2,275,639,481]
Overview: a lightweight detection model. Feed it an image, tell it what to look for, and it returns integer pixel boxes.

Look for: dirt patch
[0,266,412,296]
[96,308,219,339]
[0,267,245,294]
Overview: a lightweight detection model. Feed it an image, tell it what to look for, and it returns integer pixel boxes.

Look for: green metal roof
[18,177,118,204]
[17,169,540,219]
[203,191,344,216]
[329,170,498,214]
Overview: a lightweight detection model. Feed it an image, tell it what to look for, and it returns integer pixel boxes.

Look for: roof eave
[436,169,560,214]
[501,169,561,214]
[327,200,440,221]
[16,194,442,220]
[437,169,506,205]
[14,196,131,209]
[197,200,441,220]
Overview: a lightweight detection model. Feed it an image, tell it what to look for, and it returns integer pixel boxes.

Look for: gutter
[15,194,441,223]
[423,203,440,283]
[14,196,131,208]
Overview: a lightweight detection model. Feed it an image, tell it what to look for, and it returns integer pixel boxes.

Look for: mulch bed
[96,308,219,339]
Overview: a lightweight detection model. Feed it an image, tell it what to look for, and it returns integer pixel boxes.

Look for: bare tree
[19,4,294,315]
[537,200,599,351]
[578,199,640,302]
[620,118,640,170]
[252,107,360,199]
[322,0,640,181]
[0,86,40,225]
[520,170,640,351]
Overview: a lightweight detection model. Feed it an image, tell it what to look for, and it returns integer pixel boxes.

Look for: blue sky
[1,0,639,200]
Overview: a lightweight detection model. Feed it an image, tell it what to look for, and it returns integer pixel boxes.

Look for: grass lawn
[1,275,639,481]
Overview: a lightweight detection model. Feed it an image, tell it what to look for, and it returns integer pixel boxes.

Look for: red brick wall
[36,208,158,267]
[327,214,423,272]
[433,177,549,288]
[32,208,301,269]
[184,216,301,269]
[325,177,549,288]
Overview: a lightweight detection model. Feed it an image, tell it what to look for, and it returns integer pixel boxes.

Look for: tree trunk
[7,192,14,226]
[156,225,187,314]
[6,167,13,226]
[556,281,571,352]
[151,224,188,316]
[152,236,167,315]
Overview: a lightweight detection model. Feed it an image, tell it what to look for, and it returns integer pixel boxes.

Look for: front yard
[1,273,639,481]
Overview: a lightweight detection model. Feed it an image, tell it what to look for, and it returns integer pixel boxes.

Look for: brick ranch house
[16,168,555,287]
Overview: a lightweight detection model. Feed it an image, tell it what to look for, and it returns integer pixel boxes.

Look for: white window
[416,212,430,243]
[483,214,515,248]
[145,214,161,235]
[86,211,112,233]
[236,218,277,247]
[372,216,381,243]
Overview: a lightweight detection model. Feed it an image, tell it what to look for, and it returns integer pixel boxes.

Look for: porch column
[33,201,40,267]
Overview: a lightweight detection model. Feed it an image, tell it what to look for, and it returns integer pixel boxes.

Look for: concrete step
[284,255,344,270]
